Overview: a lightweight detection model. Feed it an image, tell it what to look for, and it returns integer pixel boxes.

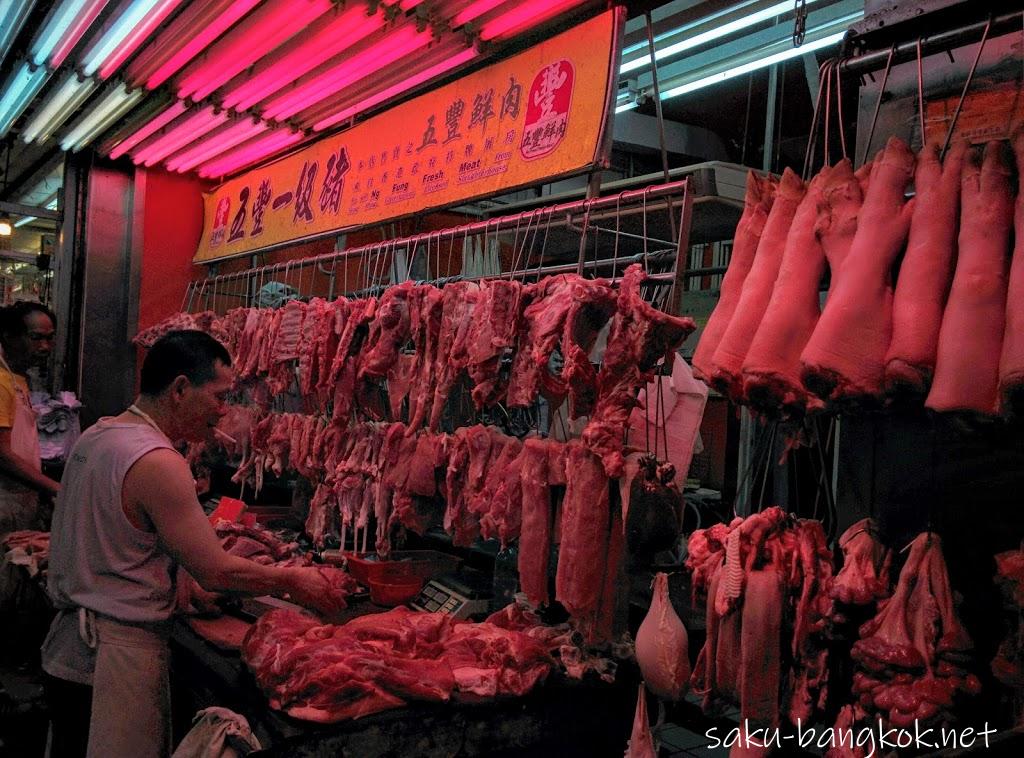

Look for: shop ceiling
[0,0,862,215]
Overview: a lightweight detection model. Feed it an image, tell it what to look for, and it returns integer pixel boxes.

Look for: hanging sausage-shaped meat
[636,572,691,701]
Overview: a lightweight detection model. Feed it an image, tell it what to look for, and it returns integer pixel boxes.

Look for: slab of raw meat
[801,137,916,403]
[506,276,576,408]
[517,438,554,606]
[999,131,1024,416]
[582,264,695,478]
[554,441,609,629]
[560,277,618,418]
[709,168,805,400]
[885,141,968,395]
[926,141,1013,415]
[692,172,775,382]
[741,164,831,416]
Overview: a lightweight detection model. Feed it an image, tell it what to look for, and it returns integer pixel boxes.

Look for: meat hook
[861,44,895,167]
[916,38,926,148]
[940,14,993,159]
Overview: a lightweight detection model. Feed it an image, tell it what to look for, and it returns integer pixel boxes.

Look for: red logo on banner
[520,59,574,160]
[210,197,231,247]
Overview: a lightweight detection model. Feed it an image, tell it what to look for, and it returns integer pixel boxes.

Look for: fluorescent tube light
[0,63,51,138]
[14,216,38,228]
[621,0,823,74]
[22,72,98,143]
[616,29,847,113]
[0,0,37,66]
[81,0,184,78]
[60,82,143,151]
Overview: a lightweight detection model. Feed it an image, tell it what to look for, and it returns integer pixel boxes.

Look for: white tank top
[47,418,177,623]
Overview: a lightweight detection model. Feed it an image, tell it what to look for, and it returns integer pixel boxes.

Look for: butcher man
[41,330,348,758]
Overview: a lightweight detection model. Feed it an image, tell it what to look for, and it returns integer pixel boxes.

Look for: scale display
[411,578,491,620]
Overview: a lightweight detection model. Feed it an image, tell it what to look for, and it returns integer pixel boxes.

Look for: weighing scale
[410,571,492,620]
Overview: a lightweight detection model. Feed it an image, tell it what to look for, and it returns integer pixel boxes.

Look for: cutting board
[187,615,252,651]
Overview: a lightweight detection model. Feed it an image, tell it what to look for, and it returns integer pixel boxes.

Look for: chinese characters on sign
[195,9,621,262]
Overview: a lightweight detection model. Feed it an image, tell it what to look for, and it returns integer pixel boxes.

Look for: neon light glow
[0,0,35,62]
[131,0,263,89]
[453,0,507,26]
[132,105,229,166]
[261,27,433,121]
[616,30,847,113]
[165,118,268,172]
[60,82,143,151]
[621,0,824,74]
[21,73,98,144]
[480,0,585,40]
[31,0,106,67]
[176,0,334,101]
[108,101,187,158]
[81,0,185,79]
[197,129,303,178]
[220,5,384,112]
[314,47,478,131]
[0,64,51,138]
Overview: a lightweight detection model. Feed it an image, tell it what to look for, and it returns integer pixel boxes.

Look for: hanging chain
[793,0,808,47]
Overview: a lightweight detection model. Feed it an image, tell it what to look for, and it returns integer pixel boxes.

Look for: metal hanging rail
[839,10,1018,76]
[183,178,694,314]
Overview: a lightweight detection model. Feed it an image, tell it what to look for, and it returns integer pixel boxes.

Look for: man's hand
[287,567,350,618]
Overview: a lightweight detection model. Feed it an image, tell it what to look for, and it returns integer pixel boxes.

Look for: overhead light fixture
[220,4,384,112]
[0,214,12,237]
[0,0,37,68]
[60,81,143,151]
[131,105,229,166]
[197,128,303,178]
[260,27,433,121]
[126,0,263,90]
[107,100,187,158]
[313,47,479,132]
[81,0,185,79]
[0,62,51,138]
[453,0,507,27]
[620,0,824,74]
[31,0,110,68]
[480,0,586,41]
[616,29,848,113]
[175,0,334,102]
[22,72,99,144]
[14,215,38,228]
[164,117,268,172]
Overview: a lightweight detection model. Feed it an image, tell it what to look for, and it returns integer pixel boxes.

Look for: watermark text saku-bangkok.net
[707,719,998,757]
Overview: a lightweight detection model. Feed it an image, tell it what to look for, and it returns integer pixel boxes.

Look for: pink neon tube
[108,101,187,159]
[261,26,432,121]
[221,5,384,112]
[313,47,478,131]
[176,0,333,101]
[453,0,507,27]
[481,0,586,40]
[166,119,268,172]
[143,0,262,89]
[197,129,303,178]
[132,106,228,166]
[51,0,110,68]
[97,0,186,79]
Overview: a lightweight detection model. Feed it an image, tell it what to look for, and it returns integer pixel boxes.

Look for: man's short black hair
[0,301,56,338]
[140,330,231,396]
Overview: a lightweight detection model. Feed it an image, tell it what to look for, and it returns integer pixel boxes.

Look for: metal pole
[644,11,678,243]
[763,64,779,172]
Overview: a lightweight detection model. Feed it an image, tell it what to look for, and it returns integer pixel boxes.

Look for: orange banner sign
[194,9,623,263]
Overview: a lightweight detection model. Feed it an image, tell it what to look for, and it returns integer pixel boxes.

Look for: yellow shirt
[0,370,29,429]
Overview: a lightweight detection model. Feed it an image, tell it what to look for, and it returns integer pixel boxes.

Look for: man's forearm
[197,556,298,597]
[0,450,60,495]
